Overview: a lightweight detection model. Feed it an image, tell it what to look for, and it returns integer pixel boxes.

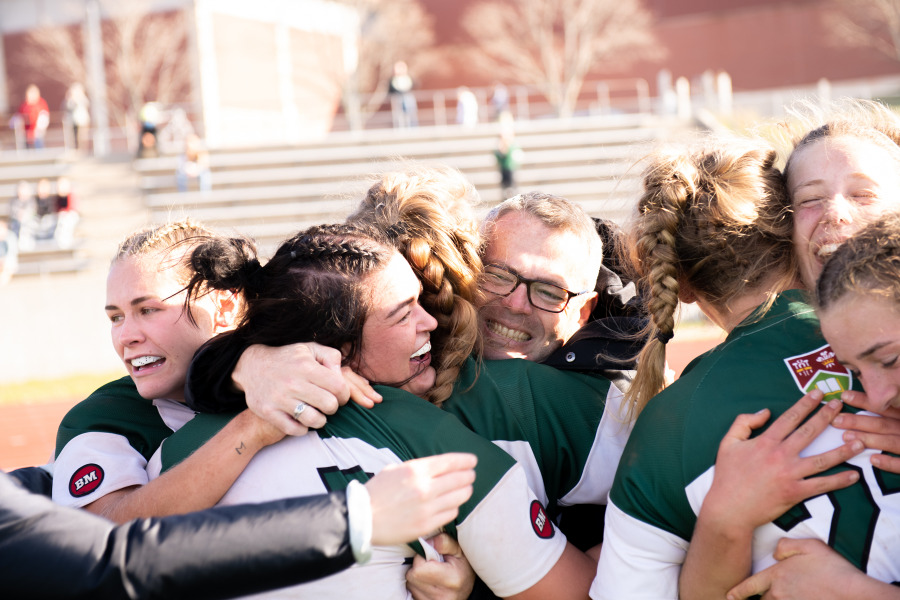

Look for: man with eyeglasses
[478,192,647,391]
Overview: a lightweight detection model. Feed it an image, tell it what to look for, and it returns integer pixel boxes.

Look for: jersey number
[317,465,372,492]
[774,458,900,571]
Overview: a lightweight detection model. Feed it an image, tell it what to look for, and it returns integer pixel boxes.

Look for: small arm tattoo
[235,441,247,455]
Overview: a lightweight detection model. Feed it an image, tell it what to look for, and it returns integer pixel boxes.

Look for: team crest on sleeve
[69,464,104,497]
[784,344,852,401]
[529,500,554,539]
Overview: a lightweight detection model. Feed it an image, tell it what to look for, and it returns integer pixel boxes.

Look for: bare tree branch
[462,0,662,117]
[822,0,900,63]
[331,0,437,128]
[20,4,190,129]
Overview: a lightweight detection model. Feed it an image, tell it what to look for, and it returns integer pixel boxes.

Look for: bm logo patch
[784,344,852,401]
[530,500,554,539]
[69,464,104,497]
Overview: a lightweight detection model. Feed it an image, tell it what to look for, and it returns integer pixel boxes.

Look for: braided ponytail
[624,156,696,420]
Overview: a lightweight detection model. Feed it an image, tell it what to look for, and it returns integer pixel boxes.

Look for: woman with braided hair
[591,135,882,599]
[181,166,627,597]
[346,165,484,407]
[154,221,598,599]
[600,102,900,600]
[48,218,482,596]
[52,219,293,522]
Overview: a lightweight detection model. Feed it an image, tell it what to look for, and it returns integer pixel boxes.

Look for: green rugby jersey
[442,357,629,515]
[592,290,900,599]
[52,377,192,507]
[158,390,568,599]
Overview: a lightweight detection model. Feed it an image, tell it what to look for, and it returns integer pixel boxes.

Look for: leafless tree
[822,0,900,63]
[461,0,661,118]
[15,2,191,129]
[332,0,438,129]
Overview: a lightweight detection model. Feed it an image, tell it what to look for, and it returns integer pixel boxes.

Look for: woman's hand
[679,391,864,600]
[834,390,900,473]
[366,453,476,547]
[406,534,476,600]
[703,390,862,532]
[726,538,899,600]
[233,343,381,436]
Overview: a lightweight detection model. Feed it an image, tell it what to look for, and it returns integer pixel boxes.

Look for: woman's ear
[212,290,242,331]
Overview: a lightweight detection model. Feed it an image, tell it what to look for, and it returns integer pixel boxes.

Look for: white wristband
[346,479,373,564]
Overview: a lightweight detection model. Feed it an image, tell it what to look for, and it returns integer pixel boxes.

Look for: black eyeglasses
[480,264,590,313]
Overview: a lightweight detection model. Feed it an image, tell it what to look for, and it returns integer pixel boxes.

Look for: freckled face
[106,256,218,401]
[354,253,438,397]
[789,137,900,289]
[819,292,900,414]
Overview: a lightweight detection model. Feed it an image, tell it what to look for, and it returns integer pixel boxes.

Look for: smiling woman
[53,220,290,523]
[817,211,900,414]
[105,231,241,402]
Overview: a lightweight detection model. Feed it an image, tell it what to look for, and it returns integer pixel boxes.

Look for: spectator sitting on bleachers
[34,178,58,241]
[0,219,17,284]
[54,176,79,248]
[9,180,37,251]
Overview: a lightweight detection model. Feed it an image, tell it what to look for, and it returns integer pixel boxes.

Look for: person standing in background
[63,83,90,151]
[176,134,212,192]
[16,84,50,150]
[389,61,418,128]
[494,124,523,200]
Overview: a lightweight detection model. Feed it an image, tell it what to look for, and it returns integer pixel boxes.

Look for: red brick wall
[416,0,900,93]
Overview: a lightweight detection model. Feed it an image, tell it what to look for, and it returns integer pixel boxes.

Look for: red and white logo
[530,500,554,539]
[784,344,852,401]
[69,464,104,497]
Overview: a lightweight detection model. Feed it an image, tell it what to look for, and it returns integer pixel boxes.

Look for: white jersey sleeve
[590,500,687,600]
[52,431,150,508]
[459,464,567,597]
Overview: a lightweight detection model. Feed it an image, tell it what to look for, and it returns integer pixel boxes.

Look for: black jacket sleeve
[0,471,355,600]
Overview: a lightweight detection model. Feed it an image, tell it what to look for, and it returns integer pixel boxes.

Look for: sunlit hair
[114,219,257,327]
[187,223,405,397]
[622,136,795,420]
[765,99,900,214]
[816,211,900,312]
[482,191,603,292]
[347,165,483,406]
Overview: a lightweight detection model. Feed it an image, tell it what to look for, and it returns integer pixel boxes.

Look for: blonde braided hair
[623,137,795,420]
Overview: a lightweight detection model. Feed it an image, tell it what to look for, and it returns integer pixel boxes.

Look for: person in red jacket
[17,84,50,149]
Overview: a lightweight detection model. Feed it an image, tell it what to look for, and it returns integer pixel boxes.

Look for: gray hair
[482,191,602,290]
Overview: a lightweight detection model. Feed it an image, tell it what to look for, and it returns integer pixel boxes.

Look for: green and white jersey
[155,390,567,599]
[442,357,629,514]
[592,290,900,599]
[52,377,194,508]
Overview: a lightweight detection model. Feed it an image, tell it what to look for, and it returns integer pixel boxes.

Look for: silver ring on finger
[292,401,308,421]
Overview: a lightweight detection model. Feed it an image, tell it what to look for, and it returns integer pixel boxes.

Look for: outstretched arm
[82,407,285,523]
[4,452,477,600]
[680,391,863,600]
[2,470,354,600]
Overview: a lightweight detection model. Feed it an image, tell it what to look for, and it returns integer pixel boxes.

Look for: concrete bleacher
[135,113,694,253]
[0,148,92,278]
